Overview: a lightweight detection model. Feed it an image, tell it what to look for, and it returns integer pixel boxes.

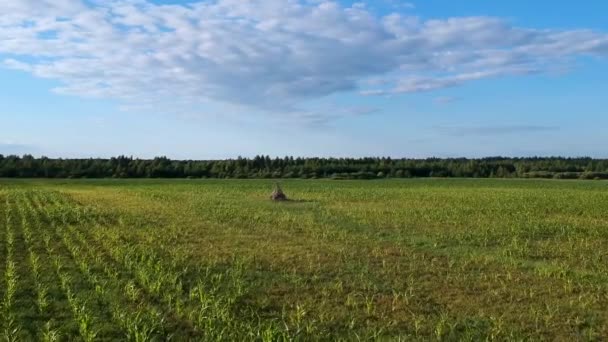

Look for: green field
[1,179,607,340]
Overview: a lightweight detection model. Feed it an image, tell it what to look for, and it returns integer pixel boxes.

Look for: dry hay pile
[270,184,288,201]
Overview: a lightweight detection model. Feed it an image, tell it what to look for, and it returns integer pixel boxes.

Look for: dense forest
[1,154,608,180]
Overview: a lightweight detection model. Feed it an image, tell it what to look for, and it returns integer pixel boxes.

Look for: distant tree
[0,155,606,180]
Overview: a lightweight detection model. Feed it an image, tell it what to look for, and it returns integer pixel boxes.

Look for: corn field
[0,179,607,340]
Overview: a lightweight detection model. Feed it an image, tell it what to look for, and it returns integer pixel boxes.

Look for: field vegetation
[0,178,607,340]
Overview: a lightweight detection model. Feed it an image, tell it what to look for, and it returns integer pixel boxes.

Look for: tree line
[1,154,608,180]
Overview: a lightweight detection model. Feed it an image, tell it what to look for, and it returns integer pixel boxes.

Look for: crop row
[0,189,304,340]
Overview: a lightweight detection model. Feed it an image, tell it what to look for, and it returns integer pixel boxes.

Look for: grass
[0,178,607,340]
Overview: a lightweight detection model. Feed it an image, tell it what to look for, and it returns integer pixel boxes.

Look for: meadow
[0,178,607,340]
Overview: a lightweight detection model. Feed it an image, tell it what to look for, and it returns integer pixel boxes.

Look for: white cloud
[0,0,607,120]
[0,141,40,155]
[434,96,459,105]
[435,124,559,136]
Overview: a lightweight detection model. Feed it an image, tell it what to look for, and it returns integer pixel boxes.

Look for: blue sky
[1,0,607,159]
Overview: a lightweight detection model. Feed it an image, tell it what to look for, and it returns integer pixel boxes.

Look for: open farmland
[0,179,607,340]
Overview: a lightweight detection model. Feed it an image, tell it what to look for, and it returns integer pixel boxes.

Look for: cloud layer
[1,0,607,115]
[435,124,559,136]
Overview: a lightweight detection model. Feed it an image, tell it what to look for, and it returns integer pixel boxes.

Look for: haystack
[270,183,288,201]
